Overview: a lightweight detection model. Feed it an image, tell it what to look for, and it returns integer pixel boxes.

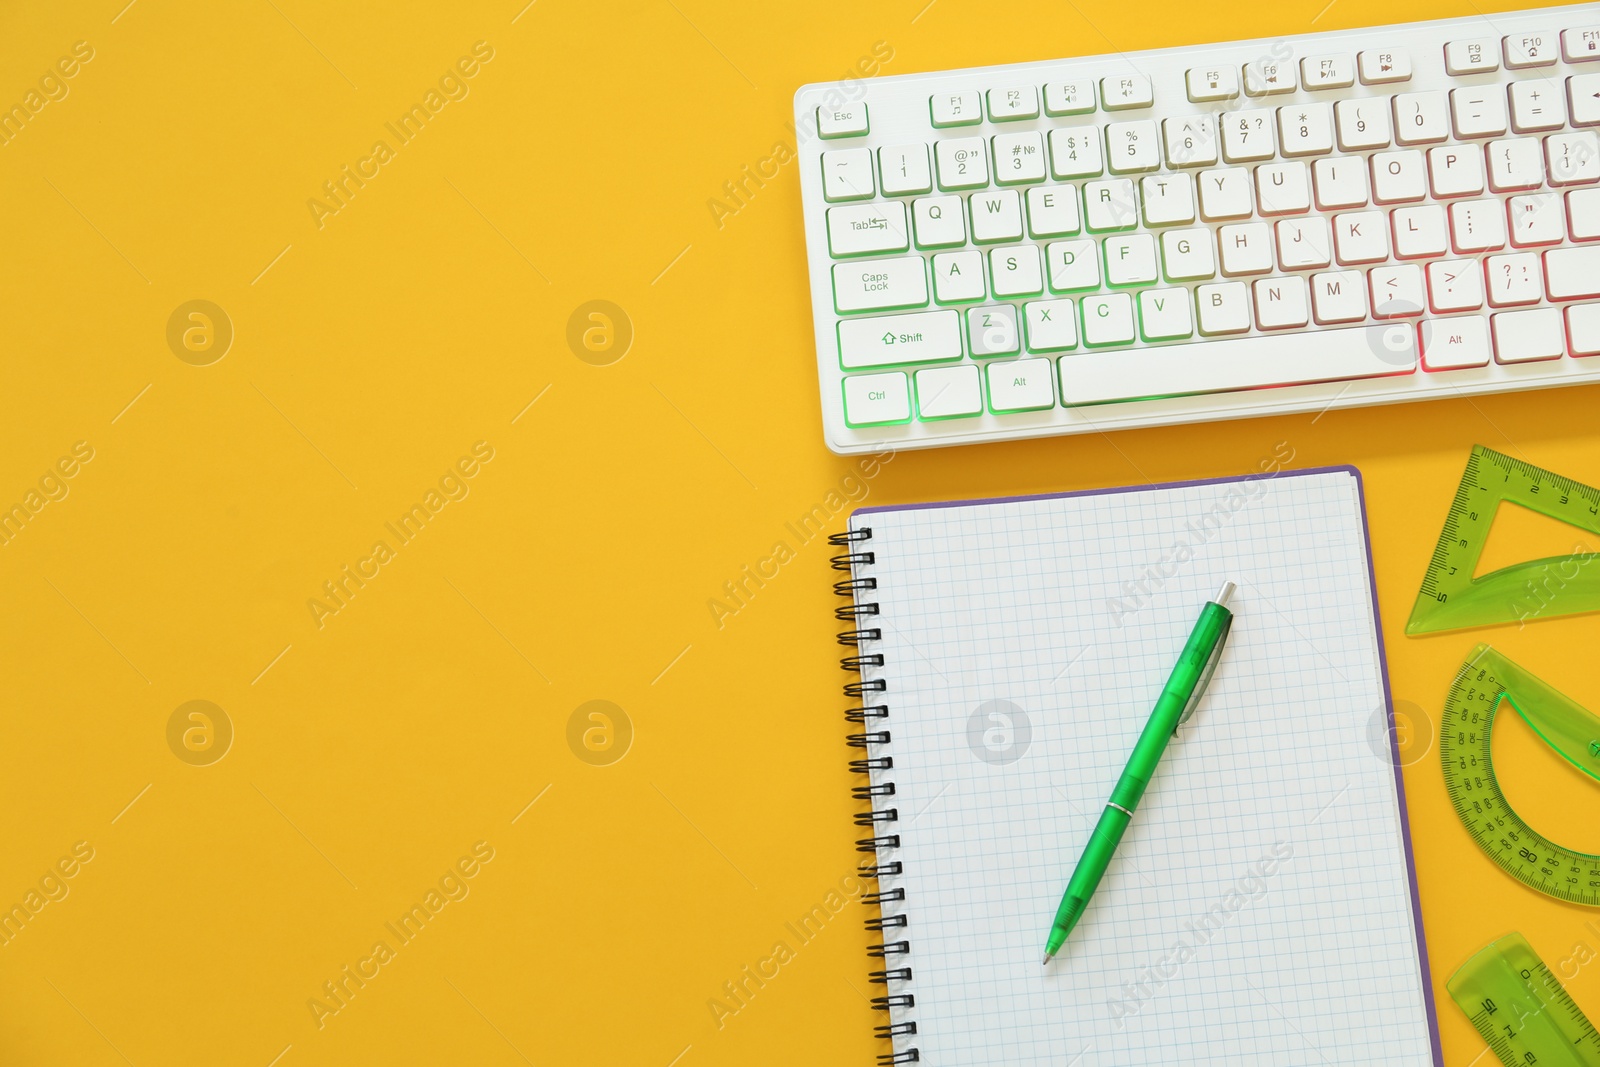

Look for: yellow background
[1,0,1597,1064]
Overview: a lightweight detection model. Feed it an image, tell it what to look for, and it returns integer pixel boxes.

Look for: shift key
[833,256,929,312]
[838,310,962,369]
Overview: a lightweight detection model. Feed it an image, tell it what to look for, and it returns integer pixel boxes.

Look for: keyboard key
[1244,58,1295,96]
[843,371,910,425]
[1256,161,1312,215]
[913,195,966,248]
[1254,275,1310,329]
[1492,308,1563,362]
[1422,316,1492,369]
[822,148,875,201]
[990,244,1044,296]
[1026,186,1081,237]
[932,250,986,302]
[1219,221,1274,275]
[1049,129,1104,178]
[1301,54,1355,89]
[1394,91,1449,144]
[931,91,981,127]
[1187,66,1239,102]
[1486,251,1542,306]
[1569,188,1600,239]
[1445,38,1499,75]
[1565,303,1600,354]
[1450,198,1507,252]
[1083,178,1139,231]
[1488,138,1544,192]
[834,257,929,312]
[1333,210,1388,263]
[1564,27,1600,63]
[1161,228,1217,279]
[1547,132,1600,186]
[1044,80,1096,115]
[1046,240,1101,291]
[827,203,911,257]
[915,365,983,418]
[1139,287,1194,339]
[1024,299,1078,350]
[970,189,1024,243]
[1081,293,1137,345]
[1279,103,1335,156]
[1222,109,1275,162]
[1197,281,1251,334]
[1450,87,1508,138]
[1198,167,1253,219]
[1276,216,1333,269]
[880,144,933,195]
[1428,145,1485,197]
[988,86,1040,121]
[1372,149,1427,203]
[1141,173,1196,225]
[1510,82,1565,133]
[986,358,1056,411]
[1569,74,1600,127]
[839,310,963,369]
[1428,259,1485,311]
[1314,157,1370,208]
[969,304,1020,355]
[1058,323,1415,405]
[935,138,989,190]
[1104,233,1159,285]
[1504,32,1557,68]
[1394,204,1449,258]
[1312,270,1367,322]
[1369,263,1426,317]
[1101,75,1153,110]
[1107,120,1161,174]
[1359,49,1411,84]
[819,102,869,137]
[1508,194,1564,246]
[1163,115,1218,167]
[1545,246,1600,299]
[1336,98,1392,150]
[993,132,1047,184]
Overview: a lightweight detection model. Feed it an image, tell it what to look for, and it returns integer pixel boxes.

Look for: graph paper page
[853,469,1437,1066]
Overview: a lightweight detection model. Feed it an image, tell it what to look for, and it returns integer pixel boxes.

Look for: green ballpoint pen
[1043,581,1236,966]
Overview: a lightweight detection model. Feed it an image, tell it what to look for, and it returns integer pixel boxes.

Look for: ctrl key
[843,372,911,426]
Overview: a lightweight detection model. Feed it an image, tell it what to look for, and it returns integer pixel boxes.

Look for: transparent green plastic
[1447,932,1600,1067]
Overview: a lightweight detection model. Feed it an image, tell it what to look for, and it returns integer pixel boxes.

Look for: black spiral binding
[830,527,919,1066]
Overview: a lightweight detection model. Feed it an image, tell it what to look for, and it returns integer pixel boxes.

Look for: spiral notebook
[834,466,1442,1067]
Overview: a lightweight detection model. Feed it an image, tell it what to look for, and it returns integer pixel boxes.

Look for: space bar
[1057,325,1417,406]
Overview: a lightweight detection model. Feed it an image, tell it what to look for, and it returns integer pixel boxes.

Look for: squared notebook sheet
[848,468,1439,1066]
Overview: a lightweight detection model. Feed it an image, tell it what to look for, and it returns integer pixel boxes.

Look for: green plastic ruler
[1440,645,1600,907]
[1447,932,1600,1067]
[1407,445,1600,635]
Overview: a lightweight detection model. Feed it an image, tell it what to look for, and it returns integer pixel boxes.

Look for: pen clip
[1176,613,1232,732]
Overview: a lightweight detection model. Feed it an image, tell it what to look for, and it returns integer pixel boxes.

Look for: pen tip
[1042,954,1053,967]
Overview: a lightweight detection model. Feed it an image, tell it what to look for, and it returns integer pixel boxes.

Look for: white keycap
[1394,92,1449,144]
[935,138,989,190]
[1219,222,1274,275]
[1369,263,1426,316]
[1047,240,1101,291]
[1276,216,1333,269]
[1570,74,1600,126]
[1312,270,1367,323]
[1139,287,1194,339]
[1545,246,1600,299]
[839,310,963,369]
[1487,251,1543,306]
[1197,281,1252,334]
[1504,32,1557,68]
[988,85,1040,121]
[1508,194,1564,246]
[1107,120,1161,174]
[1546,132,1600,186]
[913,195,966,248]
[1509,82,1564,132]
[1393,205,1449,258]
[822,148,875,201]
[1083,179,1139,231]
[970,189,1024,242]
[1279,103,1335,156]
[1333,211,1388,263]
[1141,173,1196,225]
[931,91,981,127]
[819,102,869,137]
[1569,188,1600,239]
[1081,293,1138,345]
[1565,303,1600,354]
[1359,49,1411,84]
[915,365,983,418]
[1044,80,1096,116]
[1314,158,1370,208]
[1026,187,1081,237]
[834,257,928,312]
[880,144,933,195]
[1564,27,1600,63]
[1049,129,1104,178]
[1222,109,1275,162]
[1336,99,1391,150]
[1161,228,1217,280]
[1057,323,1415,404]
[1254,275,1310,328]
[932,250,985,302]
[1492,307,1564,362]
[1198,168,1253,219]
[1163,115,1218,167]
[1244,58,1295,96]
[1450,199,1508,252]
[1446,38,1499,75]
[986,358,1055,410]
[1101,75,1154,110]
[969,305,1020,355]
[828,202,911,257]
[843,371,910,424]
[1187,66,1239,102]
[1105,233,1160,285]
[1450,87,1508,138]
[993,132,1047,184]
[1488,138,1545,192]
[1257,161,1312,214]
[1301,54,1355,89]
[990,244,1044,296]
[1422,316,1492,369]
[1024,299,1078,350]
[1372,150,1427,203]
[1428,145,1485,197]
[1427,259,1485,311]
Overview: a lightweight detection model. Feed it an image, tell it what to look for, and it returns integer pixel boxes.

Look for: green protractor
[1447,932,1600,1067]
[1439,645,1600,907]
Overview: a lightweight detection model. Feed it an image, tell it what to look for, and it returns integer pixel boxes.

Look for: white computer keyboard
[795,5,1600,454]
